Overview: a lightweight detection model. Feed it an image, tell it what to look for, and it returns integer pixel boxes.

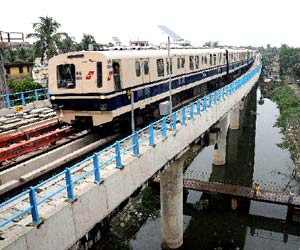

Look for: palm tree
[27,16,66,61]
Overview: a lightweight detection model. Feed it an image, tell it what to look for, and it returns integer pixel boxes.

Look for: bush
[8,77,42,93]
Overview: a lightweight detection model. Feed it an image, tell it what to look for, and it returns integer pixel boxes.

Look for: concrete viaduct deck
[0,59,261,250]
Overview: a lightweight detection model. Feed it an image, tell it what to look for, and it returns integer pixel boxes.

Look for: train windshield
[57,64,76,89]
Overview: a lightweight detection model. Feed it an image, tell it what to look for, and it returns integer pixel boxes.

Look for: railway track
[0,120,75,169]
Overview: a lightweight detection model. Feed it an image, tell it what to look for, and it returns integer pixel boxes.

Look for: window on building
[57,64,76,89]
[135,61,141,77]
[97,62,102,88]
[189,56,194,70]
[157,58,164,77]
[19,65,23,74]
[195,56,199,69]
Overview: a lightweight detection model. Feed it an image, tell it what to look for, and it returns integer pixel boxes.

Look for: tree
[56,34,78,53]
[2,46,34,64]
[27,16,66,61]
[79,34,99,51]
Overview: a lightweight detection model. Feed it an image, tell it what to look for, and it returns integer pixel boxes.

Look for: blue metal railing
[0,63,261,228]
[0,88,49,109]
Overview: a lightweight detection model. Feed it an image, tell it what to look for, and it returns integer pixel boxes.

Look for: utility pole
[167,36,172,113]
[131,90,135,133]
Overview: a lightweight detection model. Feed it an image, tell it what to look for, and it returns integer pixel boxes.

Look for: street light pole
[167,36,172,113]
[131,90,135,133]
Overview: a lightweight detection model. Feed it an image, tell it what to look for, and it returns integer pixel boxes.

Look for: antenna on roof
[112,37,121,46]
[157,25,184,42]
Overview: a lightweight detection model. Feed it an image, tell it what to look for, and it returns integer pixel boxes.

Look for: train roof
[50,48,251,61]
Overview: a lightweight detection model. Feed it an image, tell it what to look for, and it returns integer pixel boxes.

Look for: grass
[262,80,300,177]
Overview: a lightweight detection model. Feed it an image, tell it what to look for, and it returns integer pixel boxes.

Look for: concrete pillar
[160,159,183,249]
[230,106,239,129]
[239,99,245,111]
[212,116,229,165]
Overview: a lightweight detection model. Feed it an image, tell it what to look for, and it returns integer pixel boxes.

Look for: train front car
[48,51,112,127]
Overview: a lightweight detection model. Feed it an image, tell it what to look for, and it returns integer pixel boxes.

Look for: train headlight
[50,95,56,100]
[99,95,105,99]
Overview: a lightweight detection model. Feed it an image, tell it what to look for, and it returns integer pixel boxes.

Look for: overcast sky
[1,0,300,47]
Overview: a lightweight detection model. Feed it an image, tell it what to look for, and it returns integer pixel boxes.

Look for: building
[4,62,33,80]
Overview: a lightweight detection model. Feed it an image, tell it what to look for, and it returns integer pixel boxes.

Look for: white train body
[49,48,255,126]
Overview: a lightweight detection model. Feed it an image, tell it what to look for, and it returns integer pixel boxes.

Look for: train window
[177,57,180,69]
[135,61,141,77]
[57,64,76,89]
[97,62,102,88]
[144,60,149,75]
[209,54,213,66]
[195,56,199,69]
[189,56,194,70]
[204,56,208,65]
[213,54,217,65]
[167,58,173,75]
[157,58,164,77]
[201,56,204,65]
[181,57,185,68]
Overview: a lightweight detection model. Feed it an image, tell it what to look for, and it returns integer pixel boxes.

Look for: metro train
[49,48,256,128]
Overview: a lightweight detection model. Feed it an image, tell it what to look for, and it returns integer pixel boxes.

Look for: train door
[112,60,121,90]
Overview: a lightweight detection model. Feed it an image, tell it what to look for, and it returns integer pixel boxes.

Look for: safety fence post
[203,96,207,111]
[190,102,194,120]
[172,112,177,130]
[21,92,25,106]
[196,99,201,115]
[162,117,167,137]
[29,187,40,225]
[66,168,75,201]
[34,89,39,101]
[182,107,186,125]
[115,141,122,168]
[209,93,212,107]
[5,94,10,108]
[133,132,139,156]
[149,123,155,146]
[214,91,217,105]
[93,153,101,183]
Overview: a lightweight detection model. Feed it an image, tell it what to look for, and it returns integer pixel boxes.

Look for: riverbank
[261,80,300,178]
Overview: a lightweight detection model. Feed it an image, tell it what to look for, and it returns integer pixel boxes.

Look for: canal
[130,84,300,250]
